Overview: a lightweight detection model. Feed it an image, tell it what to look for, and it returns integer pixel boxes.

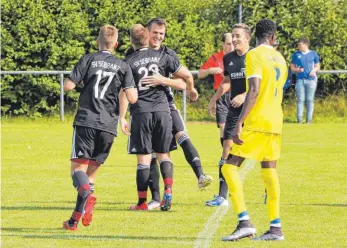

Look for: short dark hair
[232,23,251,37]
[297,37,310,46]
[255,19,276,40]
[147,17,167,30]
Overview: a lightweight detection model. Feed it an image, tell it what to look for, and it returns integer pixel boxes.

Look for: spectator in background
[198,33,234,147]
[290,37,320,124]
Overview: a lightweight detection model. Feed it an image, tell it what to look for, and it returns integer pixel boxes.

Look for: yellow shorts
[231,130,282,161]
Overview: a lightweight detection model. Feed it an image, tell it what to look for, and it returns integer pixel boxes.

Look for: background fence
[1,70,346,122]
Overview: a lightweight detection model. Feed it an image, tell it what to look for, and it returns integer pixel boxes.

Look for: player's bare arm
[63,78,76,91]
[198,67,223,79]
[119,90,131,135]
[173,65,198,101]
[141,73,186,90]
[207,76,231,115]
[124,87,138,104]
[232,77,260,145]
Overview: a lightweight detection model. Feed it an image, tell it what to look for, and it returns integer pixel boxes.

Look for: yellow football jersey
[244,45,287,134]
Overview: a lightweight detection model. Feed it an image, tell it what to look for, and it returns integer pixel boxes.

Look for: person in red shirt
[198,33,234,146]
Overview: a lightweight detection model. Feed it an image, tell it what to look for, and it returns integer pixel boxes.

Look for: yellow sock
[261,168,280,225]
[222,164,246,215]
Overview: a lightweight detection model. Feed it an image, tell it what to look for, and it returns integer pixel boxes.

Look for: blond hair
[97,25,118,50]
[232,23,251,37]
[130,24,149,48]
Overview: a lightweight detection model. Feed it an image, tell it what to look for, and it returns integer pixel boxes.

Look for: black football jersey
[68,51,135,135]
[223,50,248,110]
[125,47,181,114]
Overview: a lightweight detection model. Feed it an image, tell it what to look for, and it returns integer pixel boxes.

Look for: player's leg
[206,109,236,207]
[216,92,229,147]
[221,130,263,241]
[81,130,114,226]
[304,79,317,124]
[147,153,161,209]
[63,126,94,230]
[171,108,212,189]
[128,113,153,210]
[152,111,175,211]
[295,79,305,123]
[253,134,284,241]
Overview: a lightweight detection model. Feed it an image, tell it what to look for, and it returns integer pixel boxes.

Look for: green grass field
[2,121,347,248]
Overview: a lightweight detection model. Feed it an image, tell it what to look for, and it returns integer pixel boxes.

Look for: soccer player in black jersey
[141,17,213,210]
[206,24,251,207]
[62,25,137,230]
[120,24,188,211]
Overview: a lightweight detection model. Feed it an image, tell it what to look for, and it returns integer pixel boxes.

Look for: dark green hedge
[1,0,346,116]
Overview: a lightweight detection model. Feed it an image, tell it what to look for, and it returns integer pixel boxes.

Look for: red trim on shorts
[89,160,101,167]
[164,178,173,186]
[138,191,147,198]
[71,158,89,165]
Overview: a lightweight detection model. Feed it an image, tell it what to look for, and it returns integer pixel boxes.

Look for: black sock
[159,160,173,190]
[218,160,228,199]
[178,134,203,179]
[89,183,95,194]
[220,137,224,147]
[148,155,161,202]
[136,164,150,205]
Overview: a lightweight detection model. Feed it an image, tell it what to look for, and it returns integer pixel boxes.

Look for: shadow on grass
[2,227,197,243]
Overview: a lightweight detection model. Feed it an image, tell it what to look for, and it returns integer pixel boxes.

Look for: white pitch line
[194,159,257,248]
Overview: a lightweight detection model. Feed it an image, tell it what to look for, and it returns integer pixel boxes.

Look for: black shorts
[70,126,115,164]
[216,91,231,127]
[128,111,173,154]
[171,108,186,135]
[223,108,241,140]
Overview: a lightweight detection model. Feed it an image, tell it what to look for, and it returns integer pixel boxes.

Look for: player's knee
[175,131,189,145]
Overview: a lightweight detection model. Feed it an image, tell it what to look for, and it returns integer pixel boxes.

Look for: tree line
[1,0,346,116]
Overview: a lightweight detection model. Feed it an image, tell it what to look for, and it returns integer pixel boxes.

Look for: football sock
[89,183,95,194]
[238,211,250,221]
[159,159,173,191]
[136,164,150,205]
[222,164,247,214]
[149,154,161,201]
[218,159,228,199]
[261,168,281,227]
[70,170,90,224]
[178,134,203,179]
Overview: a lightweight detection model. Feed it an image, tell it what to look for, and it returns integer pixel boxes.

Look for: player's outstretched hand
[120,118,130,135]
[230,94,246,108]
[187,88,199,101]
[232,123,243,145]
[141,74,165,87]
[207,99,216,116]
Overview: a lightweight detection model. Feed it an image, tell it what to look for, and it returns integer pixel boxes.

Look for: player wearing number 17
[62,25,137,230]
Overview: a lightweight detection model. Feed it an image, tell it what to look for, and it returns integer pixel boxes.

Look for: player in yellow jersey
[221,19,288,242]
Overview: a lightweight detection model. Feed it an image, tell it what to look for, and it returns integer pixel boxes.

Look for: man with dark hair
[199,33,234,147]
[143,17,213,210]
[120,24,189,211]
[206,24,251,207]
[221,19,287,241]
[290,37,320,124]
[63,25,138,230]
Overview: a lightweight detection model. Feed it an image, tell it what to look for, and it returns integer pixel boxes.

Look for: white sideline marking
[194,159,257,248]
